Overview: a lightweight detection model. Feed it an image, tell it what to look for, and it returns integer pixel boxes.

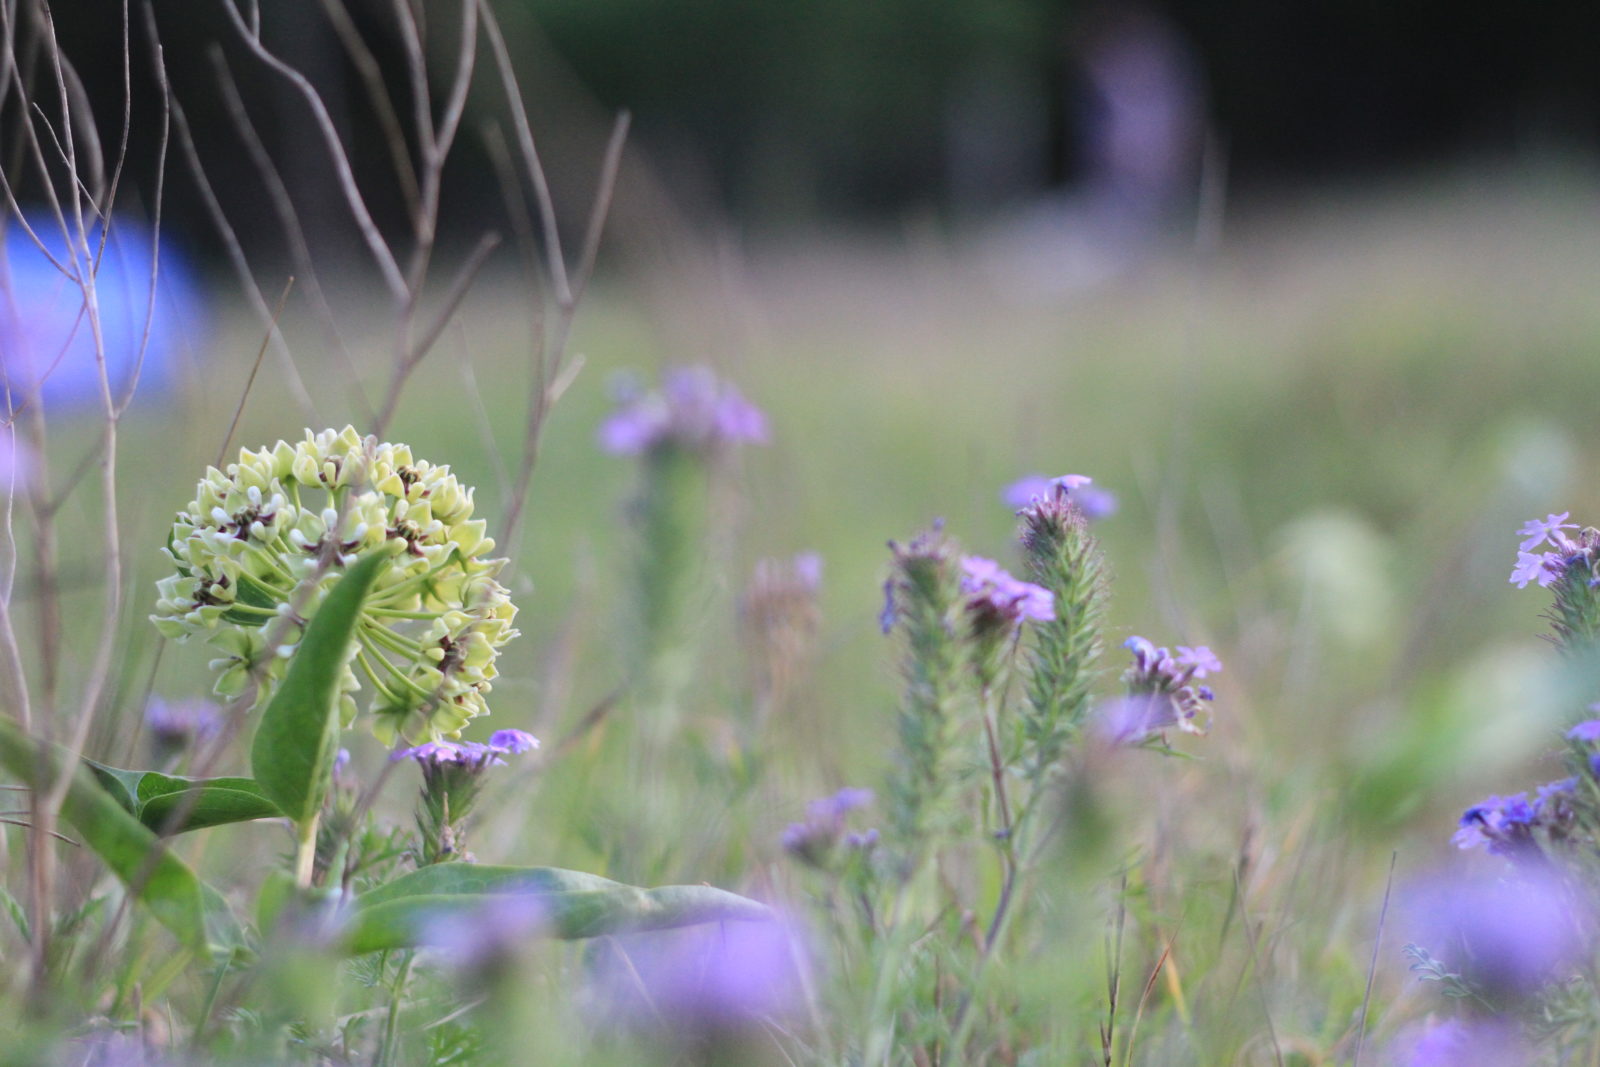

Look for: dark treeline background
[6,0,1599,263]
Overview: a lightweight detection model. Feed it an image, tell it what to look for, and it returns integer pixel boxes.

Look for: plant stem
[294,811,321,888]
[376,951,414,1067]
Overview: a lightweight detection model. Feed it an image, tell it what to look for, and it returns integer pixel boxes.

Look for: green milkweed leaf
[251,552,388,827]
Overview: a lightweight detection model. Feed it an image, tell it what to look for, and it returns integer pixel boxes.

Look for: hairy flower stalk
[881,526,976,854]
[152,427,518,743]
[1015,476,1109,777]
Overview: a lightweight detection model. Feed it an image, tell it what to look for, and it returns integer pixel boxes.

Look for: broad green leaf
[85,761,281,834]
[345,868,772,953]
[354,864,628,910]
[0,718,242,955]
[251,552,388,826]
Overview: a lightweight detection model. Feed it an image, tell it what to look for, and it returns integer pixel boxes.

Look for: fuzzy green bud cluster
[152,427,518,744]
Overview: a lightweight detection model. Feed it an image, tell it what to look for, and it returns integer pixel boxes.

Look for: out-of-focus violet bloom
[598,365,768,456]
[1396,1017,1530,1067]
[1510,551,1557,589]
[418,893,548,977]
[782,787,877,869]
[487,728,539,754]
[595,915,807,1028]
[1004,472,1116,520]
[1566,720,1600,743]
[1453,781,1576,861]
[959,555,1055,626]
[1173,645,1222,678]
[144,696,221,755]
[1400,868,1585,1001]
[0,216,207,410]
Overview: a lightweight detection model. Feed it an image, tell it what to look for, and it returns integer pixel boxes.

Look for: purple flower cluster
[959,556,1056,626]
[597,366,768,456]
[1452,779,1577,859]
[143,697,222,753]
[781,787,877,868]
[1510,511,1598,589]
[394,728,540,770]
[1106,636,1221,740]
[1398,1018,1528,1067]
[1004,473,1117,521]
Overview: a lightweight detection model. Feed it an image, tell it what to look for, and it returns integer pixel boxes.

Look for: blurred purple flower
[1173,645,1222,679]
[1113,635,1218,739]
[487,728,539,754]
[597,916,807,1026]
[598,365,767,456]
[144,696,221,754]
[418,893,548,975]
[1567,720,1600,743]
[1397,1017,1529,1067]
[959,555,1055,625]
[1400,868,1586,1001]
[1004,472,1116,520]
[783,787,876,868]
[0,216,207,410]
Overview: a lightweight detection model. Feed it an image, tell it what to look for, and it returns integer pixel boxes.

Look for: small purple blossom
[488,728,540,754]
[1004,472,1116,520]
[1517,512,1577,552]
[783,787,876,868]
[1567,720,1600,744]
[418,894,549,975]
[598,365,768,456]
[144,697,221,753]
[1113,635,1219,739]
[1173,645,1222,679]
[1509,551,1558,589]
[1452,783,1576,860]
[959,555,1055,625]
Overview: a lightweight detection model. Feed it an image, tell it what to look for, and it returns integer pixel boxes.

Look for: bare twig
[1352,852,1398,1067]
[217,276,296,468]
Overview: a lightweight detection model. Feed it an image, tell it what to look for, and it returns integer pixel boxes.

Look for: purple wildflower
[1113,635,1219,739]
[1451,785,1575,861]
[144,697,221,755]
[1401,868,1584,1001]
[1398,1018,1529,1067]
[959,555,1055,625]
[419,893,549,977]
[488,728,540,754]
[782,787,876,869]
[596,915,807,1027]
[1173,645,1222,678]
[1517,512,1577,552]
[1509,551,1557,589]
[598,365,768,456]
[1004,472,1116,520]
[1567,720,1600,744]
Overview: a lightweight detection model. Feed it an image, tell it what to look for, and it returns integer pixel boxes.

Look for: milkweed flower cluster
[151,427,518,744]
[1109,637,1220,741]
[598,365,768,456]
[397,728,540,865]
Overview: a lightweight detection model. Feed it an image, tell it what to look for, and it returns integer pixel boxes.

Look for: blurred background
[6,0,1600,1050]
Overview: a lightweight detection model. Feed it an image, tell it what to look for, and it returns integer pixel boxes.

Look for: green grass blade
[250,552,388,826]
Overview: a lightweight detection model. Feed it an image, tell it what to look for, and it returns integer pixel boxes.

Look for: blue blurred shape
[0,214,207,410]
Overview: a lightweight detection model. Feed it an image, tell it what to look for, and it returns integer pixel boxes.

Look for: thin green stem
[294,811,321,888]
[376,951,415,1067]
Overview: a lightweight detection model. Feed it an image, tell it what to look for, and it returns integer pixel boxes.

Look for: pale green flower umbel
[152,427,518,744]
